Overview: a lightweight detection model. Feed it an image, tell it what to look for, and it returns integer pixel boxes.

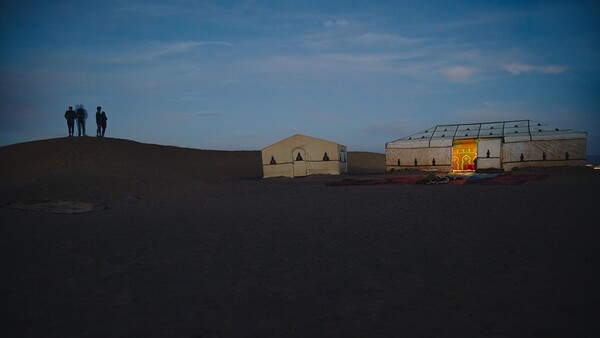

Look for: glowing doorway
[452,140,477,171]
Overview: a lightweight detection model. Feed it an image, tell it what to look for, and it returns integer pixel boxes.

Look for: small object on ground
[416,174,450,185]
[6,199,107,214]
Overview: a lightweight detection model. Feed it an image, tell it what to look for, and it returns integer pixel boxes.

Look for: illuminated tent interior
[262,134,348,178]
[385,120,587,172]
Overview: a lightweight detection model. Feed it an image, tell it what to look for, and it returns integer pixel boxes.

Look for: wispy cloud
[440,66,478,81]
[104,40,231,64]
[426,10,529,31]
[323,19,350,28]
[349,33,426,46]
[255,52,431,75]
[322,52,426,64]
[504,63,568,75]
[154,41,231,56]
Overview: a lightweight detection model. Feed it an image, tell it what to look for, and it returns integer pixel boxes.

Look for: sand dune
[0,137,264,204]
[1,137,599,337]
[0,137,385,180]
[0,138,386,204]
[0,137,263,180]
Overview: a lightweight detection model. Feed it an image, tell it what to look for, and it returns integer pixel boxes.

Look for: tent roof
[386,119,587,148]
[262,134,346,151]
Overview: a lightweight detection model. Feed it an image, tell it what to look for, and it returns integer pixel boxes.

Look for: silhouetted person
[95,106,102,136]
[75,104,87,136]
[100,111,107,136]
[64,106,76,137]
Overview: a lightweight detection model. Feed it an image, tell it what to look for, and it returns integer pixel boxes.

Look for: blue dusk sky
[1,0,599,154]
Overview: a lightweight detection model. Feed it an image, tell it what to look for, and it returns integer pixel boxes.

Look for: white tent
[262,134,348,178]
[386,120,587,172]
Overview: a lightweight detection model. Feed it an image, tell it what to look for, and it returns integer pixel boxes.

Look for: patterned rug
[6,199,108,214]
[327,173,548,186]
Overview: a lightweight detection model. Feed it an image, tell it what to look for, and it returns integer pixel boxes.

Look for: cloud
[504,63,568,75]
[255,50,434,76]
[104,40,231,64]
[440,66,477,81]
[154,41,231,56]
[323,19,350,28]
[349,33,426,46]
[322,52,425,64]
[426,10,528,31]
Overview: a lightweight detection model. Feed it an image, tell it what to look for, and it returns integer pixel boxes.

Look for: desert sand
[1,137,599,337]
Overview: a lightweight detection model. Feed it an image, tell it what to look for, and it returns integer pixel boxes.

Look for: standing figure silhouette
[95,106,102,136]
[75,104,87,136]
[64,106,76,137]
[100,111,107,137]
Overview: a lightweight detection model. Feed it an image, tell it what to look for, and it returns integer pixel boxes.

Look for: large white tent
[262,134,348,178]
[386,120,587,172]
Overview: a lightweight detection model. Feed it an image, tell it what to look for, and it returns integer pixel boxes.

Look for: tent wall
[263,163,294,178]
[501,139,586,170]
[262,135,347,178]
[476,138,502,170]
[386,146,452,172]
[306,161,344,176]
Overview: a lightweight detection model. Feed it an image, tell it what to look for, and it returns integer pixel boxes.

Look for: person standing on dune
[95,106,102,136]
[64,106,76,137]
[100,111,107,137]
[75,104,87,136]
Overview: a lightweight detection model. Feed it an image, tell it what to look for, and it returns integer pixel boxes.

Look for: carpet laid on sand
[7,199,107,214]
[326,173,548,186]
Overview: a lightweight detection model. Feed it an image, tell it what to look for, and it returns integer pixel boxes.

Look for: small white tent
[386,120,587,172]
[262,134,348,178]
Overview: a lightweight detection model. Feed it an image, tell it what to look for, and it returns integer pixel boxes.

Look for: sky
[1,0,599,154]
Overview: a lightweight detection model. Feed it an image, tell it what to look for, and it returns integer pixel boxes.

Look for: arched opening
[452,140,477,171]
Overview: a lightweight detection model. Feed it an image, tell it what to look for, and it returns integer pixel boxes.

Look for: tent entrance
[452,140,477,171]
[292,148,308,177]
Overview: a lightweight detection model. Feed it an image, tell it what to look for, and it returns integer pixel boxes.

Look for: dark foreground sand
[1,137,599,337]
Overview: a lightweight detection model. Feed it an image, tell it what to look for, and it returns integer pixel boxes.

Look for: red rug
[327,173,548,186]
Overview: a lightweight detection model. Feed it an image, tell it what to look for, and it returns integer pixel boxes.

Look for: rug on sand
[326,176,423,186]
[459,173,548,185]
[6,199,108,214]
[327,173,548,186]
